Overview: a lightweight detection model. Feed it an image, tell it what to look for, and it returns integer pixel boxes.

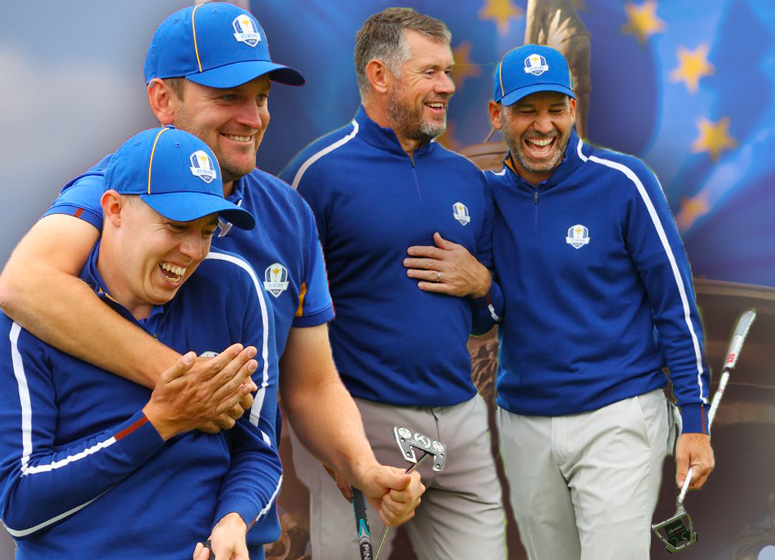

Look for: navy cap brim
[501,83,576,106]
[186,60,305,88]
[140,192,255,230]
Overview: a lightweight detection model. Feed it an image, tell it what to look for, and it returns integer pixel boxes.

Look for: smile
[160,262,187,284]
[222,133,254,143]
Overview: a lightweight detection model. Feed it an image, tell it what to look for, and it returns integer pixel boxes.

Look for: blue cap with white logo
[494,44,575,106]
[144,2,305,88]
[104,127,255,230]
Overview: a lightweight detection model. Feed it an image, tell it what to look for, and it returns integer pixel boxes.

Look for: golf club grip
[351,487,374,559]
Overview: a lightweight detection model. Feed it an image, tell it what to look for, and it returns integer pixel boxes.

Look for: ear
[101,190,124,228]
[569,96,577,125]
[365,59,391,95]
[488,101,504,131]
[147,78,177,126]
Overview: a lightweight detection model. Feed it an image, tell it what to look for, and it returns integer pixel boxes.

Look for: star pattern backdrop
[251,0,775,288]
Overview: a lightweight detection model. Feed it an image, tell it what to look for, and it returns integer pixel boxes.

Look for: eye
[167,222,187,233]
[256,93,269,106]
[220,93,238,102]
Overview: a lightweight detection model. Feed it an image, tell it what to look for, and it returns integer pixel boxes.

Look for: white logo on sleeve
[566,224,590,249]
[189,150,217,183]
[524,54,549,76]
[233,15,261,47]
[264,263,289,297]
[452,202,471,226]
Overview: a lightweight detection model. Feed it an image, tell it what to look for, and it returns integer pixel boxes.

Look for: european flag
[251,0,775,288]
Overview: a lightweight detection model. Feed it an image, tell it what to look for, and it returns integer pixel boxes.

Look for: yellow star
[436,120,462,152]
[675,193,711,232]
[478,0,524,34]
[692,117,737,161]
[621,1,666,45]
[670,44,715,93]
[451,41,481,91]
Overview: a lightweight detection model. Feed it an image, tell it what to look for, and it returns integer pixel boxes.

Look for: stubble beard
[387,88,447,144]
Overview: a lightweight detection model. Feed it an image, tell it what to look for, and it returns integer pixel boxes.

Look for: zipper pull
[534,191,539,204]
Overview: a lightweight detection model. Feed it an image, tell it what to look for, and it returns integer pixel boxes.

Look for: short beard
[387,90,446,143]
[502,124,566,175]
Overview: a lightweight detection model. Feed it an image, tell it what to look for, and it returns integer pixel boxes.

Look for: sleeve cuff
[679,403,708,434]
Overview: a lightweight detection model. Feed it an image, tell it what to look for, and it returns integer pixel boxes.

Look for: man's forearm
[2,268,176,387]
[283,374,379,486]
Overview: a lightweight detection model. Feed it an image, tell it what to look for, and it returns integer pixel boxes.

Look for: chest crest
[452,202,471,226]
[264,262,290,297]
[565,224,590,249]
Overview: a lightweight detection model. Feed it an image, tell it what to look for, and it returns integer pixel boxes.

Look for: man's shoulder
[581,141,654,181]
[279,121,360,187]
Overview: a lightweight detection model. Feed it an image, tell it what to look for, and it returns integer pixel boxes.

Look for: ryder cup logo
[189,151,217,183]
[524,54,549,76]
[566,224,590,249]
[233,15,261,47]
[264,263,290,297]
[452,202,470,226]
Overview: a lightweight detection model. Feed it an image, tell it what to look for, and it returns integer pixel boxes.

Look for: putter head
[393,426,446,471]
[652,509,697,553]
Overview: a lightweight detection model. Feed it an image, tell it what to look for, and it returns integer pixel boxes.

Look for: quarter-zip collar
[355,106,436,160]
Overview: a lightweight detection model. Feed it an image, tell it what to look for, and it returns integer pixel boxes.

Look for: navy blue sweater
[486,131,709,433]
[282,107,502,407]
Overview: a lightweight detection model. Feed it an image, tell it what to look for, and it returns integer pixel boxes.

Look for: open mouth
[159,262,187,285]
[425,101,446,114]
[524,136,556,158]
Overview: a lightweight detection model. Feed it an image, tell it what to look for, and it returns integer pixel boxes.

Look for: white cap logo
[524,54,549,76]
[189,150,217,184]
[233,15,261,47]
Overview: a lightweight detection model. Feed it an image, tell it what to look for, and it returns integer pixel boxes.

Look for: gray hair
[354,8,451,99]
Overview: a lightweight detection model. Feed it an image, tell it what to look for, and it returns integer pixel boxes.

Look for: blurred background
[1,0,773,558]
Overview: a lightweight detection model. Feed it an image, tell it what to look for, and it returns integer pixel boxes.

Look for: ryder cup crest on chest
[452,202,470,225]
[566,224,590,249]
[263,263,290,297]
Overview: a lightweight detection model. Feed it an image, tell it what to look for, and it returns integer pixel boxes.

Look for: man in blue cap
[0,126,281,560]
[484,44,714,558]
[0,3,423,556]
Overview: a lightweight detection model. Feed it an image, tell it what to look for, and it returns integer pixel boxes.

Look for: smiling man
[486,45,714,559]
[0,127,280,560]
[0,4,423,556]
[280,8,506,560]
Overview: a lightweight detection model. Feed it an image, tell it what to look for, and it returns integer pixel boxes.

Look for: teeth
[160,262,187,280]
[527,137,553,147]
[427,103,444,109]
[225,134,253,142]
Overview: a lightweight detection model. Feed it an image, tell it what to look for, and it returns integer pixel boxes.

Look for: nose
[436,72,455,96]
[532,110,554,134]
[236,98,267,130]
[179,231,207,262]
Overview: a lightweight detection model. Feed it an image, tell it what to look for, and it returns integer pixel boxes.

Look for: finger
[238,391,254,412]
[210,358,258,404]
[198,421,221,434]
[433,232,458,250]
[406,268,445,284]
[406,246,442,259]
[416,281,453,294]
[404,256,441,270]
[163,351,197,381]
[214,382,256,416]
[195,343,246,382]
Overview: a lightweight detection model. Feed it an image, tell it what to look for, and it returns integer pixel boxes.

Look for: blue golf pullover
[281,107,502,407]
[486,130,710,433]
[0,245,281,559]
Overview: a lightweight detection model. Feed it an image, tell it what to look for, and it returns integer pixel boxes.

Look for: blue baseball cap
[144,2,305,88]
[494,44,575,106]
[104,127,255,230]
